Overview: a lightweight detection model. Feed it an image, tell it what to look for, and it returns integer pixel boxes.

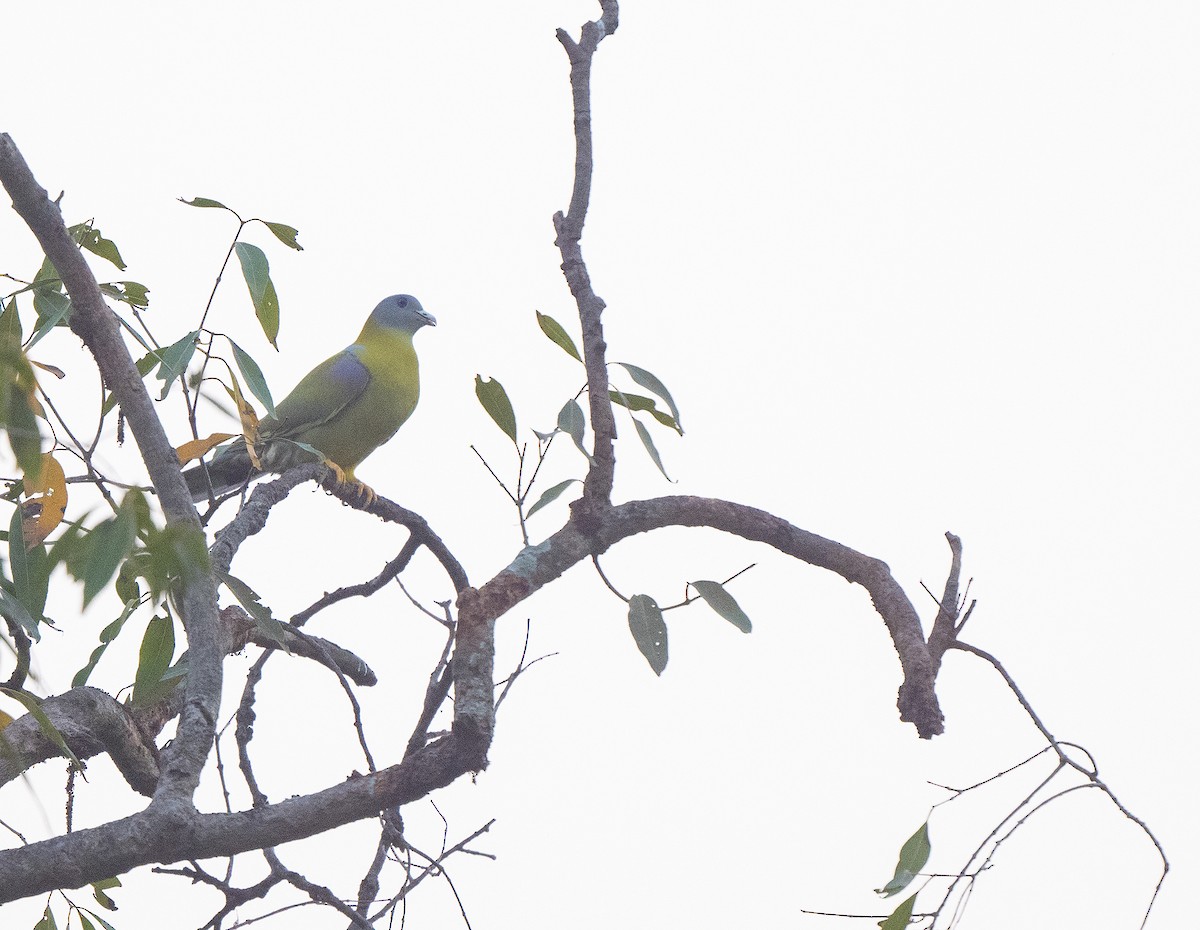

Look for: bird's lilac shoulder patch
[329,348,371,390]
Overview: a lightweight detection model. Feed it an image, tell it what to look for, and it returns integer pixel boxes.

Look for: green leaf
[99,280,150,309]
[33,904,58,930]
[234,242,280,348]
[474,375,518,443]
[9,507,50,622]
[616,362,682,431]
[44,516,87,574]
[114,557,142,603]
[180,196,231,210]
[5,385,42,477]
[610,387,672,479]
[608,390,680,433]
[70,223,127,271]
[557,399,592,463]
[627,594,668,675]
[0,295,23,342]
[82,497,139,607]
[0,309,43,476]
[81,907,118,930]
[877,893,918,930]
[535,311,582,362]
[230,339,276,417]
[28,287,72,348]
[876,822,932,897]
[32,255,60,287]
[77,913,97,930]
[0,586,40,642]
[153,330,199,401]
[91,876,121,913]
[72,600,140,687]
[526,478,581,519]
[132,614,176,707]
[262,221,303,251]
[219,571,290,651]
[7,506,40,630]
[8,501,49,625]
[689,580,752,633]
[1,687,84,772]
[632,417,672,481]
[138,521,210,601]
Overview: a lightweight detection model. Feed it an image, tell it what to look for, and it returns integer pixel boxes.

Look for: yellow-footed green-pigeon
[185,294,435,502]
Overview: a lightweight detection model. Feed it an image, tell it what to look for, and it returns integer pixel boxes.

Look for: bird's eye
[396,297,409,308]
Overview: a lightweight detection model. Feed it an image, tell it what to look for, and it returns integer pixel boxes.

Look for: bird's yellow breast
[295,324,420,476]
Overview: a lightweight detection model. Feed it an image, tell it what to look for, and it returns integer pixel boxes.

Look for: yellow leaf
[22,452,67,547]
[30,360,66,380]
[0,708,13,729]
[176,432,237,466]
[224,376,261,469]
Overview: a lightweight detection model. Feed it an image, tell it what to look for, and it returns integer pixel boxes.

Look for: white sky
[2,2,1197,928]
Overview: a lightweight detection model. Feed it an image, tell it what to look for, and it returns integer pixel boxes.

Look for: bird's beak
[421,310,437,327]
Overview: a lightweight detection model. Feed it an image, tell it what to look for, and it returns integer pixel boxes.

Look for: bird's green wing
[260,349,371,442]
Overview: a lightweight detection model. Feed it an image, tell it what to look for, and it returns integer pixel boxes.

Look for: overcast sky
[2,3,1197,928]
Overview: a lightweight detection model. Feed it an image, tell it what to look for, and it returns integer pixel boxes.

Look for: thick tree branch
[0,606,376,796]
[0,734,476,902]
[0,134,222,808]
[520,495,944,736]
[0,688,159,797]
[0,484,948,900]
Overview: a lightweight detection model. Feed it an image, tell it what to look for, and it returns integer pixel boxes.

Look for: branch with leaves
[0,1,1165,926]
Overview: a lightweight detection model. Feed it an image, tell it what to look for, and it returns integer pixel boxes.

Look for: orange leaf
[176,432,237,466]
[22,452,68,547]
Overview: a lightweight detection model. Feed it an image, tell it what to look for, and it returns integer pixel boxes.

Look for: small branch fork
[937,642,1169,929]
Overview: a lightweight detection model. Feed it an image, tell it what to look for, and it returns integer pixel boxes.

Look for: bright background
[2,2,1196,928]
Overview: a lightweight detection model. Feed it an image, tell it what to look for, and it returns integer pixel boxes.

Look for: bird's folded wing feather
[260,349,371,440]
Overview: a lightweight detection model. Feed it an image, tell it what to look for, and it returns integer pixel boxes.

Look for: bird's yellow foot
[348,480,377,506]
[322,460,377,506]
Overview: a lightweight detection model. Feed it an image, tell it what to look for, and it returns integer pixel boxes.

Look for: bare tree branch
[0,687,159,797]
[553,13,619,510]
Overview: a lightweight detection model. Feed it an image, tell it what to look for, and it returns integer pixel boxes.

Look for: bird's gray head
[369,294,437,332]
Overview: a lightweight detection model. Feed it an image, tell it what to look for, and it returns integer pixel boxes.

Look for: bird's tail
[183,442,257,502]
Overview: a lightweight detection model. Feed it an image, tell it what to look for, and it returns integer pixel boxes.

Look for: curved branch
[468,495,944,737]
[211,464,469,594]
